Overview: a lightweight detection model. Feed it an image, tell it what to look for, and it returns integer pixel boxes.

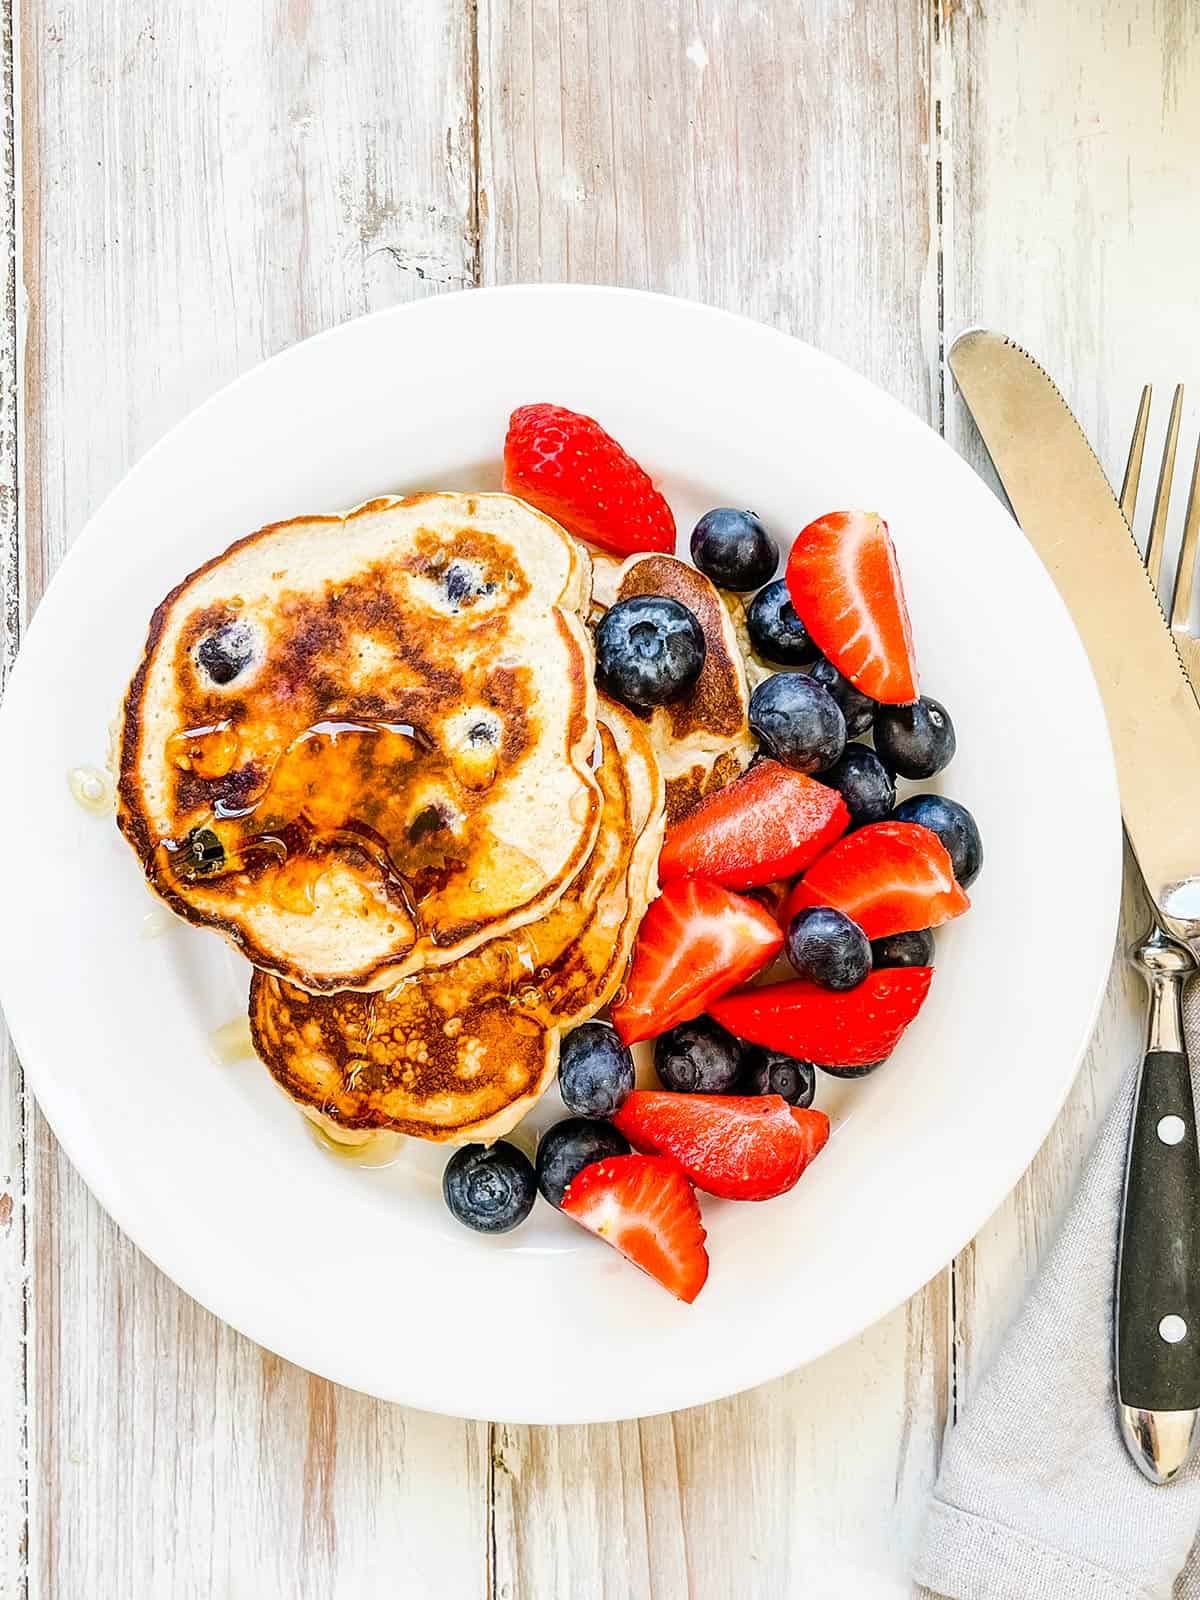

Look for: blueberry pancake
[590,551,756,822]
[117,493,601,992]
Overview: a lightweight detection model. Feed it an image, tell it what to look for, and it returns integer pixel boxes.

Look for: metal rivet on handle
[1158,1115,1187,1146]
[1160,1315,1189,1344]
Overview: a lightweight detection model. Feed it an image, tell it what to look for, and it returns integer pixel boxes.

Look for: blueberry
[690,508,779,591]
[745,580,818,667]
[749,673,845,773]
[442,1141,537,1234]
[536,1117,630,1209]
[654,1016,745,1094]
[559,1022,635,1118]
[174,826,225,877]
[871,928,935,968]
[742,1048,816,1107]
[821,745,895,827]
[785,905,871,991]
[807,656,876,737]
[596,595,707,711]
[444,562,478,606]
[819,1059,888,1079]
[893,793,982,887]
[197,620,255,686]
[874,696,956,779]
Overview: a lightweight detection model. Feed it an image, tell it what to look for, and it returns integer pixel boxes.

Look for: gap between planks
[0,0,28,1588]
[929,0,959,1430]
[461,1,501,1575]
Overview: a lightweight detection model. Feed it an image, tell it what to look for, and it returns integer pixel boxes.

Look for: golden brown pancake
[590,551,756,822]
[248,700,665,1144]
[117,493,601,992]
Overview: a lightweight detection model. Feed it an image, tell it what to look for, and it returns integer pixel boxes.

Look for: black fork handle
[1117,929,1200,1482]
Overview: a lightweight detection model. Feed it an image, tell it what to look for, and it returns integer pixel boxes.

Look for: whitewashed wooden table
[0,1,1196,1594]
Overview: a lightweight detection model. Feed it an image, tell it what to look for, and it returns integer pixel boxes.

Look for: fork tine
[1169,429,1200,631]
[1121,384,1152,529]
[1146,384,1184,593]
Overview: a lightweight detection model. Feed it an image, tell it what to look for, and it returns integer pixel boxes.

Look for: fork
[1120,384,1200,680]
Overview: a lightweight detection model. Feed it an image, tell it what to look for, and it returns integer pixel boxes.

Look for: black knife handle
[1117,1026,1200,1411]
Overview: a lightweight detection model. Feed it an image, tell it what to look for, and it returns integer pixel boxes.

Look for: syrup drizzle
[69,765,113,813]
[168,719,239,778]
[161,717,451,921]
[209,1016,254,1064]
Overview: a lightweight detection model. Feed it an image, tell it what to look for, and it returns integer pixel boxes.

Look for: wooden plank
[944,0,1200,1396]
[478,2,944,1592]
[0,0,26,1588]
[0,1030,25,1600]
[17,3,489,1595]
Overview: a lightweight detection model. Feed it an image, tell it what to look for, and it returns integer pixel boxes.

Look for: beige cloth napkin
[913,983,1200,1600]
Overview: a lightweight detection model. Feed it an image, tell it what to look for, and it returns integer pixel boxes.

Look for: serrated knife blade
[949,329,1200,944]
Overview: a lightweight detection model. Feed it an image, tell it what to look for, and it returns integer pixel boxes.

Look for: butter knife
[949,328,1200,1483]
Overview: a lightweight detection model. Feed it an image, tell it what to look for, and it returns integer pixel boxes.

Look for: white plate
[0,286,1120,1423]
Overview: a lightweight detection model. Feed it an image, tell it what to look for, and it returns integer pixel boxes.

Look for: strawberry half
[614,1092,830,1201]
[783,820,969,940]
[711,967,933,1067]
[785,511,918,704]
[503,403,676,557]
[611,877,784,1046]
[561,1154,709,1303]
[657,760,849,890]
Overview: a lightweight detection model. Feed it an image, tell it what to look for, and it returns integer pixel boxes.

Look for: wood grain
[944,0,1200,1401]
[17,3,488,1595]
[0,0,25,1589]
[492,1302,947,1600]
[480,0,934,400]
[478,3,946,1593]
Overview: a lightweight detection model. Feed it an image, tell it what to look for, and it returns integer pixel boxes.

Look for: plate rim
[0,282,1123,1422]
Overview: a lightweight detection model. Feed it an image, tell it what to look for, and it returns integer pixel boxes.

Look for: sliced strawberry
[611,877,784,1046]
[783,820,969,940]
[711,967,933,1067]
[562,1154,709,1303]
[658,760,849,890]
[614,1092,830,1201]
[785,511,918,704]
[503,403,676,556]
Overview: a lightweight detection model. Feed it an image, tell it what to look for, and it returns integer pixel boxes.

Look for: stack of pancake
[117,492,755,1145]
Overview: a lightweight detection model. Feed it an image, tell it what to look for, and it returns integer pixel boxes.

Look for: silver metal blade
[949,329,1200,940]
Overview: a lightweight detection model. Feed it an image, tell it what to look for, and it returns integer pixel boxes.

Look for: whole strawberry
[503,402,676,557]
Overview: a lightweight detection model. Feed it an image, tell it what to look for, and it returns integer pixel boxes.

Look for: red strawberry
[785,511,918,704]
[614,1092,830,1202]
[783,820,968,940]
[710,967,933,1067]
[611,877,784,1046]
[503,403,676,557]
[561,1154,709,1303]
[657,760,849,890]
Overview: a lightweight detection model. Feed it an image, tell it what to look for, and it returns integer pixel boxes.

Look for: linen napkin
[913,982,1200,1600]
